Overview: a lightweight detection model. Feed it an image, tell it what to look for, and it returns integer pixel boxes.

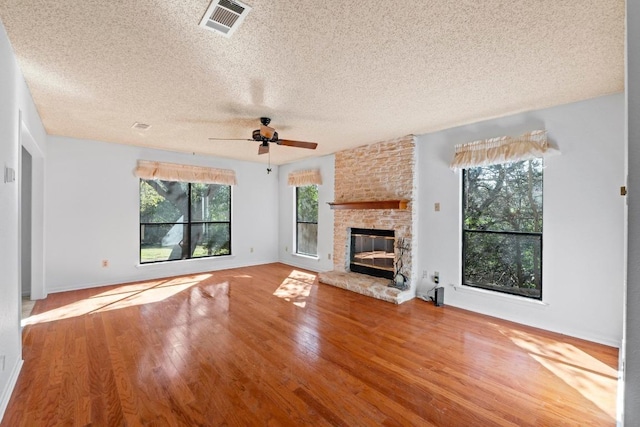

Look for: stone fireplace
[318,136,416,304]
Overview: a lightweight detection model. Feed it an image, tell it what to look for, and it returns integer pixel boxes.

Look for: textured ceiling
[0,0,625,165]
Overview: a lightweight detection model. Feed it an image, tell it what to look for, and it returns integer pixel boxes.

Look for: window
[462,159,543,299]
[140,180,231,263]
[296,185,318,256]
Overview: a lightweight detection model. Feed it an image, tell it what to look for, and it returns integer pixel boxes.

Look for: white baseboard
[0,358,23,423]
[46,259,279,294]
[279,259,324,273]
[446,299,622,348]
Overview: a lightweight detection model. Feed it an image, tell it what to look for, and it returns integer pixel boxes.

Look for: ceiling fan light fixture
[260,124,276,140]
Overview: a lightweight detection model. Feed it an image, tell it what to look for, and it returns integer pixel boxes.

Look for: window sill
[450,283,549,307]
[136,254,235,268]
[292,253,320,261]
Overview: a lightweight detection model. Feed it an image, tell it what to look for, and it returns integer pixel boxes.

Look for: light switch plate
[4,165,15,183]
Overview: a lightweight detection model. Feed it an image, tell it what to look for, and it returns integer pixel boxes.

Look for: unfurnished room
[1,1,640,425]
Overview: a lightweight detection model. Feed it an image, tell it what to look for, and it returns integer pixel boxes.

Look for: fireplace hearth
[349,228,395,280]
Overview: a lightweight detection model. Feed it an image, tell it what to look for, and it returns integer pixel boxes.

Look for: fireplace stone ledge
[318,271,413,304]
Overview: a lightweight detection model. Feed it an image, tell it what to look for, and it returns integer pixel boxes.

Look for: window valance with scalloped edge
[134,160,237,185]
[287,169,322,186]
[449,130,559,170]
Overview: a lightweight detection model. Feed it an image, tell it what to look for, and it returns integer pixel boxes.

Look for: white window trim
[292,253,320,261]
[450,283,549,307]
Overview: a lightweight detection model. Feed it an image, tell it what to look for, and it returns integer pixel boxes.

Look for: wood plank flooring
[3,263,618,426]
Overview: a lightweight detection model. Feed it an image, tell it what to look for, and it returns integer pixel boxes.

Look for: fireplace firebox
[349,228,395,279]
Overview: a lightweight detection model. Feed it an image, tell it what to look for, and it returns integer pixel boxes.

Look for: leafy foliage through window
[462,159,543,299]
[140,180,231,263]
[296,185,318,256]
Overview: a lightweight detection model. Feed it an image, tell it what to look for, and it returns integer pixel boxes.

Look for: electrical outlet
[328,253,331,260]
[285,246,288,252]
[250,247,254,253]
[434,202,440,212]
[433,271,440,284]
[423,270,428,278]
[102,259,109,268]
[0,355,5,372]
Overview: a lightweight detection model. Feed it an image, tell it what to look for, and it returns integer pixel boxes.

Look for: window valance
[287,169,322,186]
[449,130,558,171]
[134,160,237,185]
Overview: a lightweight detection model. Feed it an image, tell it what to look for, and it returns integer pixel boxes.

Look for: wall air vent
[199,0,252,38]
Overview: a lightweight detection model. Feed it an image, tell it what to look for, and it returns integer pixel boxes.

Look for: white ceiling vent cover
[199,0,252,38]
[132,122,151,130]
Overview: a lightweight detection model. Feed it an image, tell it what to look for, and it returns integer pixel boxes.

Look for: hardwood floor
[3,263,618,426]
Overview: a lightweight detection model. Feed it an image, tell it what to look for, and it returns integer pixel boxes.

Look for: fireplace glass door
[349,228,395,279]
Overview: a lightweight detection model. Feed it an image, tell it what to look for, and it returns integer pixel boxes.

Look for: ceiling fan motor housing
[253,128,278,142]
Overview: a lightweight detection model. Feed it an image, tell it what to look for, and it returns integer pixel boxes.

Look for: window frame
[139,180,232,264]
[295,185,319,257]
[461,160,543,300]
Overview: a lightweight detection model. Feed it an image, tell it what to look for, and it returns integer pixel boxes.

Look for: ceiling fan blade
[277,139,318,150]
[258,144,269,155]
[208,137,253,141]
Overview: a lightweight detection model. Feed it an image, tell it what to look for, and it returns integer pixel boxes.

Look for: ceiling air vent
[199,0,252,38]
[132,122,151,130]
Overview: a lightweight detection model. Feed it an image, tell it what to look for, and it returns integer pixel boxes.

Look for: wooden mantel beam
[327,200,409,210]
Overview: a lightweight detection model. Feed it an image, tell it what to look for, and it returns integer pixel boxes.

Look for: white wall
[416,93,625,347]
[625,1,640,423]
[45,136,279,292]
[277,155,335,272]
[0,20,47,420]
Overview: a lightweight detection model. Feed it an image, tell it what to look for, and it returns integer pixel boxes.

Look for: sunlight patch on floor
[503,329,617,420]
[22,274,212,326]
[273,270,317,308]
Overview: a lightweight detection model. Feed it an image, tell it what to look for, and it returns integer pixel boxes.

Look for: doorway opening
[19,116,45,326]
[21,146,35,318]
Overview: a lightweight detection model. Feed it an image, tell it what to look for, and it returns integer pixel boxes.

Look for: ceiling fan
[209,117,318,155]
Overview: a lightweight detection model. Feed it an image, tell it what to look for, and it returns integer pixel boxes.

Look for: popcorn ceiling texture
[319,136,416,303]
[0,1,625,165]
